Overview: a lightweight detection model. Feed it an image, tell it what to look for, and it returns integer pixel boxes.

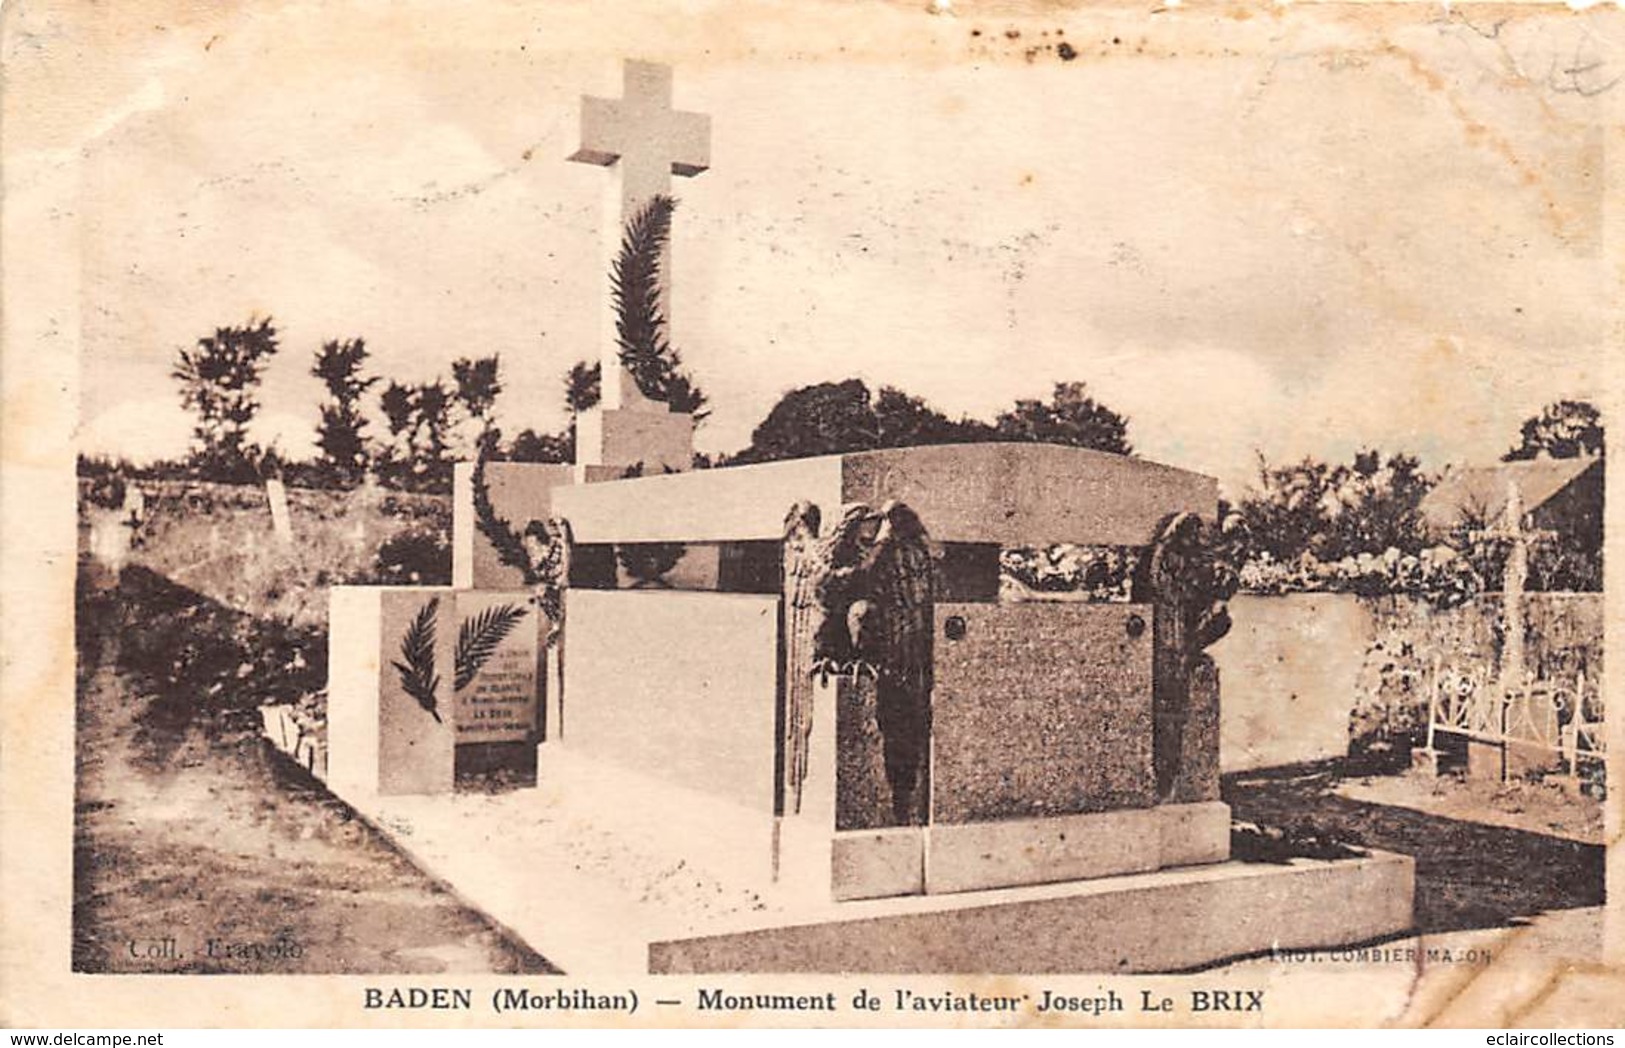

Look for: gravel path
[72,562,556,975]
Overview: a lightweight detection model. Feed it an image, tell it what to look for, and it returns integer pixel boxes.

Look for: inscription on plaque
[453,591,539,744]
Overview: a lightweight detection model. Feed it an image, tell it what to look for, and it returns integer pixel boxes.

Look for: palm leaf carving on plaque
[391,596,442,722]
[455,603,528,691]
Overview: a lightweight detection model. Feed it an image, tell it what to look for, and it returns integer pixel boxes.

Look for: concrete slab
[932,602,1157,823]
[1158,800,1232,868]
[927,809,1162,894]
[563,590,780,810]
[841,444,1217,547]
[650,849,1414,974]
[576,405,695,473]
[452,461,573,589]
[328,586,457,797]
[452,590,539,745]
[553,454,843,544]
[329,745,1410,976]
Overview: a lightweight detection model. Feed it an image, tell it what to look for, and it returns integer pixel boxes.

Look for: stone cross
[1498,480,1530,691]
[1471,479,1552,696]
[568,60,710,412]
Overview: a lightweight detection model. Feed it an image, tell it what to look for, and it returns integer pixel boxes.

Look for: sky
[15,0,1617,496]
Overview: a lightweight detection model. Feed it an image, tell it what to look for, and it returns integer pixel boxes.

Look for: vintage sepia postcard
[1,0,1621,1030]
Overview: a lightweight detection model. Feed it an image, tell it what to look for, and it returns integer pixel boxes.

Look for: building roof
[1420,455,1602,532]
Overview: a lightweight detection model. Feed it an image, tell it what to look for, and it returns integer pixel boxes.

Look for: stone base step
[330,750,1413,975]
[650,849,1415,974]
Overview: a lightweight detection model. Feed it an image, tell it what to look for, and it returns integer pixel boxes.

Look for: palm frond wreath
[455,602,529,691]
[471,449,541,585]
[468,447,573,648]
[610,194,708,418]
[391,596,442,722]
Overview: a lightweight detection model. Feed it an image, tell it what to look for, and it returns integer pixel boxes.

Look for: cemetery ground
[1224,761,1602,935]
[72,481,1604,977]
[71,487,556,975]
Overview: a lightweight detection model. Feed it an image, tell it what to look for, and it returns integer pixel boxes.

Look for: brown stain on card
[1381,41,1597,252]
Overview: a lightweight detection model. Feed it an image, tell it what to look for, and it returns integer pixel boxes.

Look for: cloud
[1084,344,1292,496]
[78,400,316,465]
[78,399,192,464]
[253,412,320,461]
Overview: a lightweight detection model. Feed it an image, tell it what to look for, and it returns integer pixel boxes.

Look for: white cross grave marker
[266,476,293,545]
[569,60,710,413]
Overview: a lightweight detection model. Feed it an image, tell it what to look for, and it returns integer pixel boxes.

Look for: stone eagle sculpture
[1136,508,1243,801]
[780,500,826,814]
[781,499,935,822]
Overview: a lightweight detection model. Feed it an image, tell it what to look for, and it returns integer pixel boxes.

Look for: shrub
[373,529,452,585]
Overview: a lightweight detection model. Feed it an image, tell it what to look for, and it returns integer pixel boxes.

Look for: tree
[451,355,503,455]
[1239,449,1434,564]
[1503,399,1604,461]
[1319,450,1433,559]
[611,195,708,418]
[739,379,880,463]
[738,378,1117,464]
[375,378,454,491]
[873,386,973,448]
[1237,456,1332,564]
[310,337,376,486]
[505,428,573,464]
[379,381,415,437]
[993,382,1132,455]
[171,317,279,481]
[564,359,601,415]
[377,380,417,487]
[410,381,455,490]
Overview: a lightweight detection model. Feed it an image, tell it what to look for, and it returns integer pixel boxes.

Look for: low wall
[1350,592,1604,748]
[1213,592,1604,773]
[1213,594,1375,773]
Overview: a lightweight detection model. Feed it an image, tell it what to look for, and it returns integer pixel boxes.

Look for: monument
[327,586,539,794]
[451,60,708,585]
[318,59,1415,974]
[567,59,705,479]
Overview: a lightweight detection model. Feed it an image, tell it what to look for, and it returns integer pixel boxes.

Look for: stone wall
[1349,592,1604,752]
[1211,594,1375,772]
[1212,592,1604,772]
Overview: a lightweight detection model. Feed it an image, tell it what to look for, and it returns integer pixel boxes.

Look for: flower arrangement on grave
[998,544,1140,602]
[1236,545,1483,607]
